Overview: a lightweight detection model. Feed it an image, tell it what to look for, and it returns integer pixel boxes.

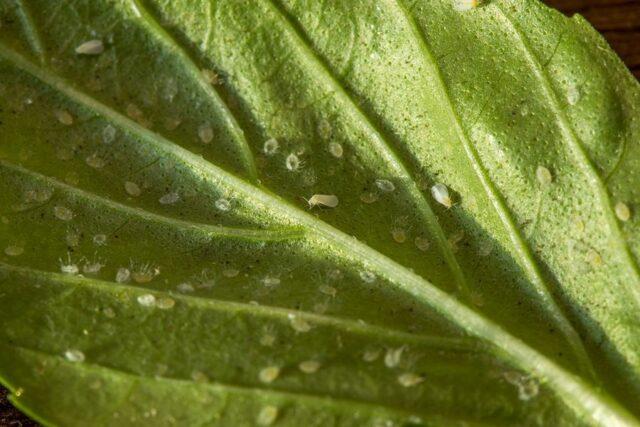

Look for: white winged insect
[305,194,339,209]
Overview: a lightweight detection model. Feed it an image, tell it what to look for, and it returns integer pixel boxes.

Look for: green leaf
[0,0,639,425]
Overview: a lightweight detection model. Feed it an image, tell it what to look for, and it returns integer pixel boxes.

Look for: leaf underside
[0,0,639,425]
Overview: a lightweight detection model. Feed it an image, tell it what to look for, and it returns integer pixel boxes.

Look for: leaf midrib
[0,43,636,425]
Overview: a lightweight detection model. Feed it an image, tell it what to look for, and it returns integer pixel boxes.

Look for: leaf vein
[12,0,45,63]
[265,0,471,299]
[494,2,640,319]
[3,344,481,424]
[128,0,259,182]
[0,261,481,352]
[0,160,301,243]
[391,0,596,381]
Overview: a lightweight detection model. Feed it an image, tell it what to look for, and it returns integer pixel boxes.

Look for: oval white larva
[453,0,479,12]
[286,153,302,171]
[431,183,453,208]
[198,123,214,144]
[536,166,553,185]
[263,138,279,155]
[75,39,104,55]
[375,179,395,193]
[615,202,631,222]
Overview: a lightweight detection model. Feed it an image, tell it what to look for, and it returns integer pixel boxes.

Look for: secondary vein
[0,262,480,353]
[3,344,485,425]
[127,0,259,182]
[0,160,301,243]
[12,0,45,63]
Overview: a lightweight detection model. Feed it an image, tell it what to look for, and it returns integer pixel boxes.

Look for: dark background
[1,0,638,425]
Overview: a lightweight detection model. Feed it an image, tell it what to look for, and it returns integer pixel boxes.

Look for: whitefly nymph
[453,0,480,11]
[431,183,453,208]
[75,39,104,55]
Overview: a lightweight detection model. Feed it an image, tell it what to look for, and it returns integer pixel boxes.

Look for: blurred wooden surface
[0,0,638,426]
